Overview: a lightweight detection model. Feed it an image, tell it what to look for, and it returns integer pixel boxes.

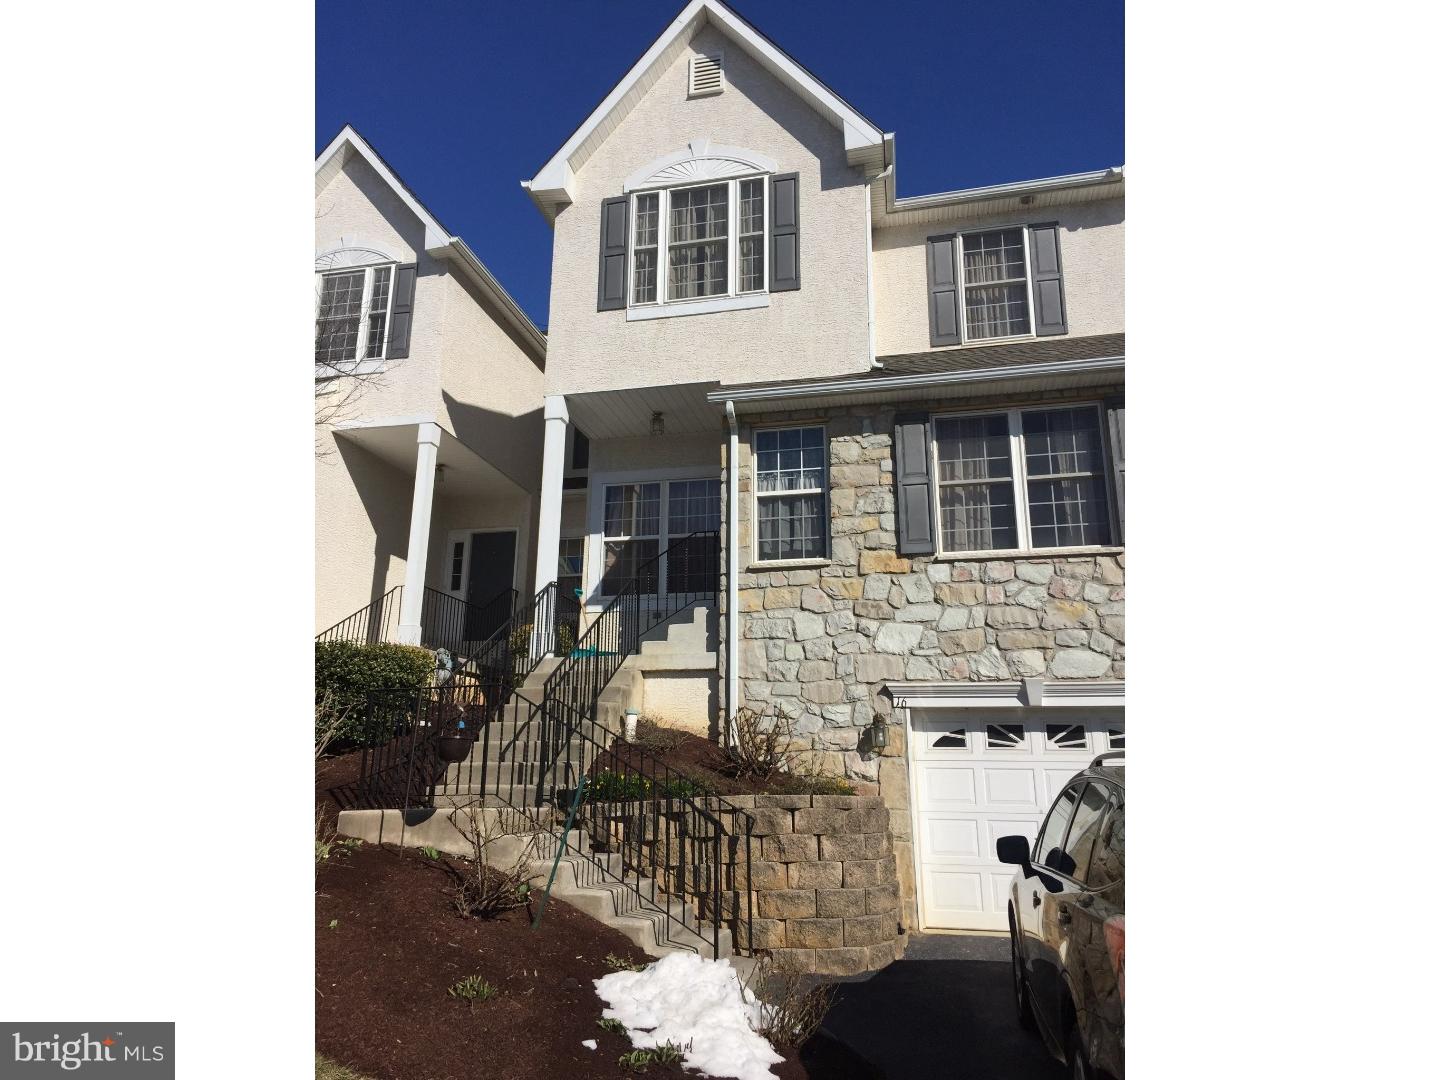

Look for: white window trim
[585,468,721,612]
[931,402,1116,558]
[314,261,397,378]
[627,174,768,318]
[952,224,1035,346]
[751,422,829,566]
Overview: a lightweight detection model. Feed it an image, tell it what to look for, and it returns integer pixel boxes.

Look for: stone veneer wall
[729,395,1125,926]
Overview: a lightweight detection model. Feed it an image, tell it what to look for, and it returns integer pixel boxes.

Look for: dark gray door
[464,531,516,641]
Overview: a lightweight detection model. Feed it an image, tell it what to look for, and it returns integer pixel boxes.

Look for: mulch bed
[316,842,879,1080]
[595,723,856,798]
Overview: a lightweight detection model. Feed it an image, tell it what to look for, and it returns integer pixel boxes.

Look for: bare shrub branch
[448,809,539,919]
[747,955,835,1049]
[723,704,798,780]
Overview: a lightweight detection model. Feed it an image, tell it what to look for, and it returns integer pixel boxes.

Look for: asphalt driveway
[819,932,1067,1080]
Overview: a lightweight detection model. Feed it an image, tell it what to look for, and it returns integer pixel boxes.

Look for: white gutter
[707,354,1125,406]
[724,400,741,745]
[891,166,1123,214]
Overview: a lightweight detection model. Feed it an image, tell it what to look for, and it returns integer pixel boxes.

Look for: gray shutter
[893,411,936,555]
[1104,394,1125,542]
[769,172,800,292]
[926,235,961,346]
[597,196,628,311]
[386,262,417,359]
[1028,224,1067,336]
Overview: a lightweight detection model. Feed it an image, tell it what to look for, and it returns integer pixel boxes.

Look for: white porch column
[397,422,442,645]
[532,394,569,595]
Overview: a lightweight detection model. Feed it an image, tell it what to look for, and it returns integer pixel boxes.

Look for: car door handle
[1031,892,1041,908]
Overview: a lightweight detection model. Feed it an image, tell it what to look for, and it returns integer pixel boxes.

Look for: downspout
[865,163,893,370]
[724,400,741,745]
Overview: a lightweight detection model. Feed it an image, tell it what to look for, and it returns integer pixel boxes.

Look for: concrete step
[530,849,733,961]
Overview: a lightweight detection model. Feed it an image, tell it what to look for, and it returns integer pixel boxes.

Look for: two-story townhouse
[525,0,1123,935]
[315,127,548,653]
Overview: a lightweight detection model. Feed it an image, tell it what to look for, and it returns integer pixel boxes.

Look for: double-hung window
[599,480,720,598]
[601,483,661,596]
[934,404,1113,554]
[315,263,395,366]
[960,227,1030,341]
[630,177,767,308]
[754,426,827,562]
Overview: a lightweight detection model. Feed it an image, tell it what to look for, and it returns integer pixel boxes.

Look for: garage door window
[986,723,1025,750]
[1045,723,1089,750]
[1035,783,1080,871]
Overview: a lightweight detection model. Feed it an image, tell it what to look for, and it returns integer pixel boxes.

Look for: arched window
[624,142,777,309]
[314,246,398,367]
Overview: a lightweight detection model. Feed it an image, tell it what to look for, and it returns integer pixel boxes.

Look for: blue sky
[317,0,1123,330]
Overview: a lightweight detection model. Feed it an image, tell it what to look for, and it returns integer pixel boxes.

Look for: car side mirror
[996,834,1032,870]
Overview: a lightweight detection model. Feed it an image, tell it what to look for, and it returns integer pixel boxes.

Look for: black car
[997,752,1125,1079]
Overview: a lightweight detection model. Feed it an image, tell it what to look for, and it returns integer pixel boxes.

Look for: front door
[463,530,516,642]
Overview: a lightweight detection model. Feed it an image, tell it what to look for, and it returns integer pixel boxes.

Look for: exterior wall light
[650,411,665,436]
[869,715,888,752]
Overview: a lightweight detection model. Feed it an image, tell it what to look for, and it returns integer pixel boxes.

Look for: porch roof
[332,417,529,500]
[563,380,722,440]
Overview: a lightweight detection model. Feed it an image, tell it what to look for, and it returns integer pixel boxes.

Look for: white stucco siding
[872,199,1125,357]
[546,24,873,395]
[590,432,722,476]
[440,269,547,493]
[315,439,413,633]
[314,153,447,422]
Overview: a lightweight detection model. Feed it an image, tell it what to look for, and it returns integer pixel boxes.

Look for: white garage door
[910,707,1124,931]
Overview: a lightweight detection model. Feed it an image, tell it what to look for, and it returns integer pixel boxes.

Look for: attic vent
[688,53,724,97]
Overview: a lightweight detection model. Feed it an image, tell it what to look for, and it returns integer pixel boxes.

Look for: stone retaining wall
[721,793,902,976]
[596,793,902,975]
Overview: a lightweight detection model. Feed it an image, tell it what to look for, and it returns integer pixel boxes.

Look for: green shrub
[315,640,434,747]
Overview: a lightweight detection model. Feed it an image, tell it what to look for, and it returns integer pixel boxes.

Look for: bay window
[934,405,1113,554]
[754,426,827,562]
[630,176,766,309]
[315,263,394,366]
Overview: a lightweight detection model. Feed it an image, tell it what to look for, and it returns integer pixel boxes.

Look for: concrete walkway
[819,932,1067,1079]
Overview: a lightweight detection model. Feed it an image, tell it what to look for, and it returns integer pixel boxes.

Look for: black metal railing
[336,674,500,812]
[543,693,755,958]
[462,581,582,688]
[339,582,582,812]
[420,587,519,659]
[316,585,402,645]
[540,531,718,743]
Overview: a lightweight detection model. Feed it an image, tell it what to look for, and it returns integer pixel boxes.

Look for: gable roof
[316,125,547,357]
[522,0,888,221]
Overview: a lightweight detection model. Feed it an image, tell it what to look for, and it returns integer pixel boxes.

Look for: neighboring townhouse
[525,1,1124,934]
[315,126,547,650]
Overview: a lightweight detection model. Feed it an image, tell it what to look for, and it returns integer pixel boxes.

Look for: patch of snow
[594,953,782,1080]
[581,1039,597,1050]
